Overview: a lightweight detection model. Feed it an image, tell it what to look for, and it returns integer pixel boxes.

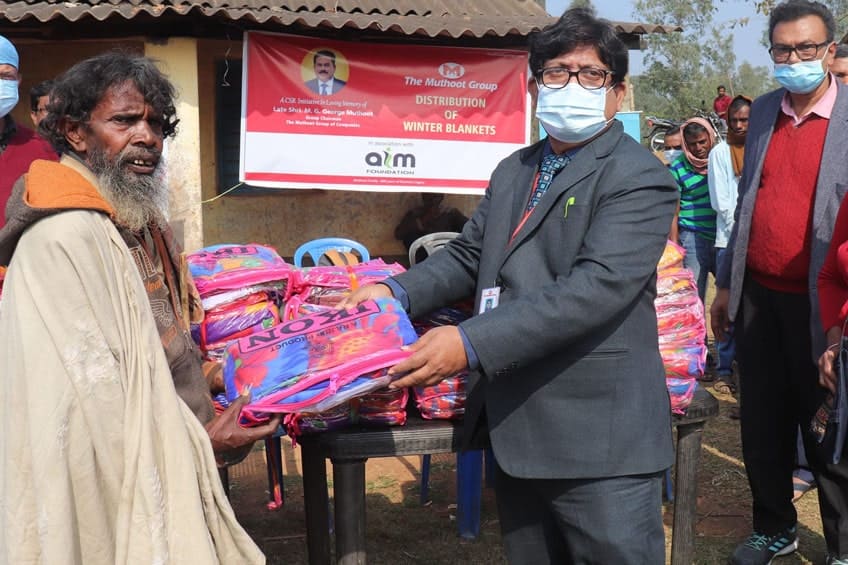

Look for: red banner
[241,32,529,194]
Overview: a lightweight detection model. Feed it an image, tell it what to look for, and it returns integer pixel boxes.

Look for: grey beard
[88,145,168,232]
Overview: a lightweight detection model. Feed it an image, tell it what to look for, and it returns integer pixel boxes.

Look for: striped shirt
[669,155,716,241]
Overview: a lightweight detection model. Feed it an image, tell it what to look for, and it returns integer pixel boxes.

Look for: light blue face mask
[774,55,828,94]
[536,83,612,144]
[0,78,18,118]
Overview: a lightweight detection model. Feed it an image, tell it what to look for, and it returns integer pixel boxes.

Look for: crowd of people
[4,0,848,564]
[657,2,848,563]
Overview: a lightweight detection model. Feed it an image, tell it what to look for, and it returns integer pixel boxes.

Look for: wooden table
[299,385,718,565]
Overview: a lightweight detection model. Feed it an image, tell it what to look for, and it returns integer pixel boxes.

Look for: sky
[545,0,773,75]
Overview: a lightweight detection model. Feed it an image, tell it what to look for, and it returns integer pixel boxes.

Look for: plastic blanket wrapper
[411,306,471,419]
[667,377,698,414]
[655,268,700,307]
[199,292,280,347]
[656,301,706,345]
[414,370,468,419]
[223,297,417,419]
[200,281,287,312]
[417,394,466,419]
[657,239,686,274]
[291,403,354,435]
[356,387,408,426]
[289,259,406,307]
[187,243,293,297]
[660,344,707,379]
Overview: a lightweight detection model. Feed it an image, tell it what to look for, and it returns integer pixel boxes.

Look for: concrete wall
[12,40,143,130]
[146,38,205,253]
[196,38,480,260]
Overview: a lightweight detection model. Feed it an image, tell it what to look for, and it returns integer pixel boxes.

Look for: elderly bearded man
[0,52,280,563]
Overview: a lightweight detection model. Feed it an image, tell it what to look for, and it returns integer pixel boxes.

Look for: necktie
[320,84,328,95]
[526,153,570,212]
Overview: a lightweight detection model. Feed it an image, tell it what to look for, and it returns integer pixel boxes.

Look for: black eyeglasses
[768,41,830,63]
[535,67,613,90]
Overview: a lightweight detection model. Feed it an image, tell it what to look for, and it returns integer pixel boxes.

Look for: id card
[479,287,501,314]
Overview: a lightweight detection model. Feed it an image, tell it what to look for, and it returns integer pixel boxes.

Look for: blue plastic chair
[293,237,370,267]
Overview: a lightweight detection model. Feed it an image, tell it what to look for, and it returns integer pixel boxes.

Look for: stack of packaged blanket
[655,240,706,414]
[186,244,293,361]
[273,260,413,434]
[411,306,472,419]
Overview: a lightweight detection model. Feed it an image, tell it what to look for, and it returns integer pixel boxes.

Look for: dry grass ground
[227,385,827,565]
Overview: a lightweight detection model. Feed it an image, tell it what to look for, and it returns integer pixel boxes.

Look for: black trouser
[494,461,665,565]
[737,277,848,554]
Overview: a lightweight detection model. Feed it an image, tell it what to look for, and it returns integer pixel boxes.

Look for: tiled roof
[0,0,680,39]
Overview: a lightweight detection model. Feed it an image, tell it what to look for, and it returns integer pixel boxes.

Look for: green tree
[632,0,776,121]
[755,0,848,43]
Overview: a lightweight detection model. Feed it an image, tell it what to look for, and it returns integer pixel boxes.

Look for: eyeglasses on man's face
[768,41,830,63]
[535,66,613,90]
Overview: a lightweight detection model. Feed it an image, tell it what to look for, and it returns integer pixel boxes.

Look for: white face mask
[663,149,683,163]
[0,79,18,118]
[536,82,612,143]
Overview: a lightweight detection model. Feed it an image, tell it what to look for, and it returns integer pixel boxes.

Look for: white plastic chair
[408,232,460,265]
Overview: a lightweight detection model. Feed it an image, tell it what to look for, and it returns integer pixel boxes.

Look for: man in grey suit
[304,49,346,95]
[340,8,677,564]
[711,1,848,563]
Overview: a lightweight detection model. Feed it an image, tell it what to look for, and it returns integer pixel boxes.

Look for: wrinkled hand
[205,394,283,454]
[336,283,393,309]
[710,288,731,343]
[819,348,838,395]
[388,326,468,389]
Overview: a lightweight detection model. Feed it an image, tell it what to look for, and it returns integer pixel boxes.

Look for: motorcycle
[644,115,680,152]
[692,105,727,142]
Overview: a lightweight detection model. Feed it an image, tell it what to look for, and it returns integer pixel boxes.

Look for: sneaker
[827,556,848,565]
[729,526,798,564]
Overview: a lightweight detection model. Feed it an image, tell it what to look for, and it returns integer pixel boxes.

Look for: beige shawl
[0,209,264,564]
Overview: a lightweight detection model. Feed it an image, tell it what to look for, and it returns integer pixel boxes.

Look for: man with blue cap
[0,34,56,228]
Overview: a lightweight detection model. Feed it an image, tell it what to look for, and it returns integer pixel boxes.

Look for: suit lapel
[738,90,782,220]
[813,84,848,221]
[505,151,595,254]
[508,143,545,231]
[498,123,625,269]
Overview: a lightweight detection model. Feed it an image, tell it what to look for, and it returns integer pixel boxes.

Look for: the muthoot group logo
[438,62,465,79]
[364,148,417,175]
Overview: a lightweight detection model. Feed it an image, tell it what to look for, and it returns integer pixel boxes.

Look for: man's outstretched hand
[388,326,468,389]
[205,394,282,454]
[336,283,393,309]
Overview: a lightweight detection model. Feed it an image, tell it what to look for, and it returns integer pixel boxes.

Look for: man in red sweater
[713,85,733,122]
[711,2,848,564]
[0,35,57,228]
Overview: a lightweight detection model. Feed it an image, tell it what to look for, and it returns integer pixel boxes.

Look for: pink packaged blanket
[289,259,406,307]
[187,243,293,296]
[223,297,417,418]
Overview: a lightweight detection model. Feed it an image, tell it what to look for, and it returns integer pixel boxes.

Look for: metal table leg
[302,442,331,565]
[333,458,368,565]
[671,421,706,565]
